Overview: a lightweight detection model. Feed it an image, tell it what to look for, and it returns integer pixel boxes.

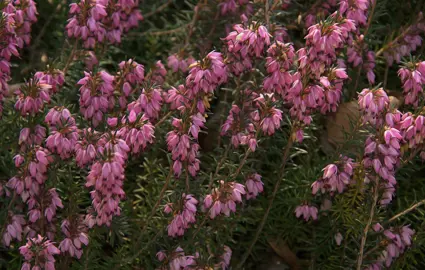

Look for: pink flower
[216,245,232,269]
[263,41,295,97]
[358,87,390,127]
[295,204,318,221]
[398,61,425,108]
[85,138,129,226]
[19,235,60,270]
[2,213,25,246]
[167,53,195,73]
[245,173,264,199]
[78,71,115,127]
[45,107,78,159]
[117,112,155,154]
[151,60,167,85]
[204,181,245,219]
[127,86,163,121]
[312,155,355,195]
[165,194,198,237]
[14,77,52,116]
[59,217,89,259]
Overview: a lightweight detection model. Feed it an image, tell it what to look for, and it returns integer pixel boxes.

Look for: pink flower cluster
[86,144,128,226]
[8,147,53,202]
[383,13,425,65]
[45,107,79,159]
[59,217,89,259]
[66,0,142,48]
[14,77,52,116]
[302,14,356,77]
[0,1,38,114]
[75,128,98,167]
[19,125,46,151]
[295,204,318,221]
[358,87,390,127]
[66,0,108,48]
[117,112,155,154]
[368,225,415,269]
[34,68,65,94]
[204,181,245,219]
[2,213,25,246]
[78,71,115,127]
[224,22,270,75]
[167,53,195,73]
[398,60,425,107]
[166,117,202,177]
[245,173,264,199]
[100,0,143,44]
[263,41,295,97]
[312,155,355,195]
[186,51,227,103]
[127,86,163,121]
[304,0,338,28]
[363,128,402,204]
[216,245,232,269]
[164,194,198,237]
[20,235,60,270]
[347,35,376,84]
[339,0,369,26]
[220,90,258,151]
[115,59,145,109]
[150,60,167,85]
[156,247,196,270]
[252,93,283,136]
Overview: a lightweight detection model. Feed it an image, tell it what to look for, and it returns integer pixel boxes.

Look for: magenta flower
[398,61,425,107]
[14,77,52,116]
[164,194,198,237]
[78,71,115,127]
[34,68,64,94]
[66,0,107,48]
[156,247,197,270]
[245,173,264,199]
[59,217,89,259]
[127,86,163,121]
[117,112,155,154]
[312,155,356,195]
[204,181,246,219]
[2,213,25,246]
[75,128,98,168]
[45,107,78,159]
[151,60,167,85]
[263,41,295,97]
[295,203,318,221]
[358,87,390,127]
[19,235,60,270]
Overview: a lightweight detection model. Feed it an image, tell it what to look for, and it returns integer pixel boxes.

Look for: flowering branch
[238,129,294,267]
[388,199,425,223]
[356,177,380,270]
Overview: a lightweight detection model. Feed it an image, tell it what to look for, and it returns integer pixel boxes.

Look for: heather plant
[1,0,425,269]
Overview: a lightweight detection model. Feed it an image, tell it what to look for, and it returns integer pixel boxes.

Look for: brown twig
[363,0,377,37]
[184,2,202,48]
[375,25,413,57]
[237,133,294,267]
[62,40,78,76]
[147,166,174,220]
[388,199,425,223]
[356,177,380,270]
[143,0,173,19]
[155,111,173,127]
[265,0,270,29]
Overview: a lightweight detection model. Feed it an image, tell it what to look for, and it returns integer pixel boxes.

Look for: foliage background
[1,0,425,269]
